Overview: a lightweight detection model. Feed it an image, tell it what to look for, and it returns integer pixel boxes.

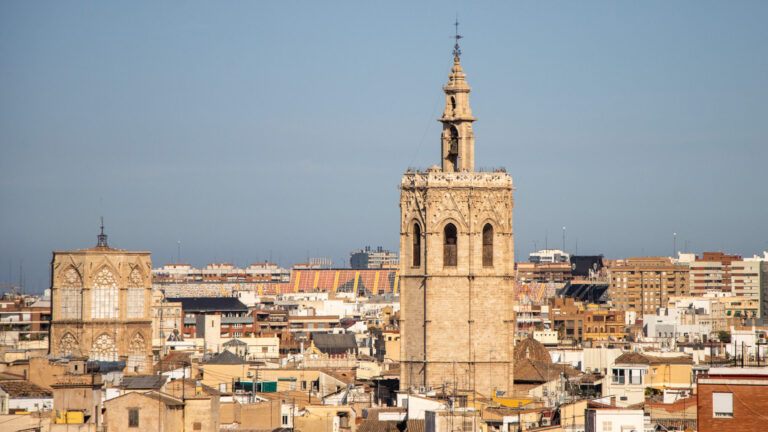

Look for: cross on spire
[453,17,463,59]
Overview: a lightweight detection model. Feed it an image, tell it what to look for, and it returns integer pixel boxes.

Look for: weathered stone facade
[50,230,153,373]
[399,56,515,397]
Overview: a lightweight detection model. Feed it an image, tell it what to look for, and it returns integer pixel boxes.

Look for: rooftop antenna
[453,16,463,59]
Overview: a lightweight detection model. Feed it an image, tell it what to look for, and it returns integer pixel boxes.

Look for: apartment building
[516,262,573,283]
[549,297,584,343]
[0,297,50,344]
[697,367,768,432]
[349,246,398,269]
[529,249,570,264]
[583,309,627,341]
[153,262,290,283]
[689,252,741,296]
[608,257,690,315]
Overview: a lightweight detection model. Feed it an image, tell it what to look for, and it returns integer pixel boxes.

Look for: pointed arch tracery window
[126,268,144,319]
[60,267,83,319]
[59,332,78,357]
[482,223,494,267]
[91,268,118,319]
[444,223,458,267]
[127,332,147,372]
[90,333,117,361]
[412,223,421,267]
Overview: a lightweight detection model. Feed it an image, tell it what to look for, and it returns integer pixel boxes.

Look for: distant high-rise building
[50,226,152,372]
[349,246,398,269]
[689,252,742,296]
[516,262,572,283]
[608,257,690,316]
[399,51,515,397]
[529,249,570,264]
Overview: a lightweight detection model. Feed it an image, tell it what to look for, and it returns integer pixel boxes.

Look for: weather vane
[453,16,463,59]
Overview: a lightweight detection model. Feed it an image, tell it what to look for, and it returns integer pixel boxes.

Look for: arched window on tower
[447,126,459,171]
[412,223,421,267]
[91,268,118,319]
[450,96,456,112]
[127,268,144,319]
[483,224,494,267]
[444,223,457,267]
[60,267,83,319]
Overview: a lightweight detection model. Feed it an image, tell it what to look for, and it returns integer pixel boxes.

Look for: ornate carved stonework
[50,239,152,371]
[126,332,147,371]
[90,333,117,361]
[399,54,515,398]
[62,268,83,288]
[59,333,78,356]
[128,268,142,287]
[60,267,83,319]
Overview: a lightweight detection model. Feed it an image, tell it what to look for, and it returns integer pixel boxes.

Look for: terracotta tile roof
[145,391,185,406]
[355,418,402,432]
[615,352,693,365]
[614,352,650,365]
[514,358,581,383]
[255,390,312,409]
[405,420,425,432]
[156,351,192,372]
[0,380,52,397]
[320,369,356,384]
[164,379,221,398]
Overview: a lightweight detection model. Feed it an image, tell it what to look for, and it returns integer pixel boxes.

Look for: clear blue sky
[2,2,767,293]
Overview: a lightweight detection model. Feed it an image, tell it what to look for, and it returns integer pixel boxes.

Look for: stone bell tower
[440,56,476,173]
[399,40,516,398]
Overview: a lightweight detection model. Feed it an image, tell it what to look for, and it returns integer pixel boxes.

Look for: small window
[482,224,494,267]
[282,415,289,425]
[194,422,202,430]
[447,126,459,170]
[128,407,139,427]
[713,392,733,418]
[444,224,457,267]
[412,223,421,267]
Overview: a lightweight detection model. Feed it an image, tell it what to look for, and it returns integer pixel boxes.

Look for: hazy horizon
[2,2,767,293]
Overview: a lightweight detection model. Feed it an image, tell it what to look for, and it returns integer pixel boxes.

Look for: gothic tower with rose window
[399,52,515,397]
[50,225,152,373]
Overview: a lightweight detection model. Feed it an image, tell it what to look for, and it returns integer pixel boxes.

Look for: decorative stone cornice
[400,171,514,189]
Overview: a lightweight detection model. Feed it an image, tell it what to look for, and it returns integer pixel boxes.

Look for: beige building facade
[49,228,153,373]
[608,257,690,315]
[399,53,515,397]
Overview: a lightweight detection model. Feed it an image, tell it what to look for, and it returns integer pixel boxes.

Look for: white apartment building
[586,407,645,432]
[529,249,570,264]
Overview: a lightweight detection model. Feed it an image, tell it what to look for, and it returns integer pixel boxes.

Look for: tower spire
[97,216,108,247]
[439,20,476,173]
